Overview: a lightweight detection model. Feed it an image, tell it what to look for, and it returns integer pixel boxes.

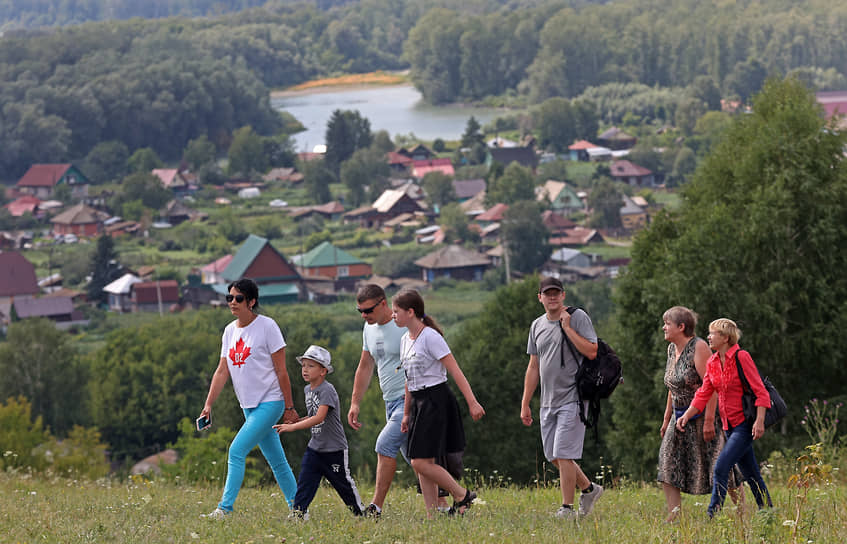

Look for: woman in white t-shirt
[199,278,300,519]
[393,289,485,518]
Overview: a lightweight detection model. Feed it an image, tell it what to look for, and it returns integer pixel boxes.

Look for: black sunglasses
[225,294,245,303]
[356,299,384,314]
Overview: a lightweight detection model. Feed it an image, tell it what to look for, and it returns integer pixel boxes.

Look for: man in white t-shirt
[347,284,408,517]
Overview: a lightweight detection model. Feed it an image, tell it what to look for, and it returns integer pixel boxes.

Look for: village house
[288,201,346,222]
[620,194,648,230]
[486,146,538,171]
[567,140,598,162]
[610,160,656,187]
[536,180,584,215]
[160,199,206,226]
[263,167,303,184]
[151,169,190,194]
[411,158,455,178]
[386,151,414,174]
[541,210,577,237]
[474,203,508,228]
[12,296,87,329]
[0,251,40,324]
[220,234,303,304]
[292,241,372,291]
[199,255,234,285]
[15,164,90,200]
[103,273,141,312]
[549,226,605,247]
[399,144,434,161]
[50,203,110,237]
[414,244,491,283]
[598,127,637,150]
[4,195,42,218]
[452,178,486,202]
[131,280,180,313]
[344,188,427,229]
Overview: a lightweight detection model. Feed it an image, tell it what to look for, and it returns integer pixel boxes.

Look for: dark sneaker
[364,503,381,518]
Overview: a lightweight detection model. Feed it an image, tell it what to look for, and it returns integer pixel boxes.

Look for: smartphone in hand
[196,415,211,431]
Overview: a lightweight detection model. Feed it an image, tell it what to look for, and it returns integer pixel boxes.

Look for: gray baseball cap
[296,345,333,374]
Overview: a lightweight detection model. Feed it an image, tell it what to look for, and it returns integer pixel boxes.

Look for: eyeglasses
[356,299,384,314]
[225,294,245,303]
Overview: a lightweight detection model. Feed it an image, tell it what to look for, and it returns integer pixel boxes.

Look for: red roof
[16,164,72,188]
[132,280,180,304]
[610,160,652,177]
[476,203,509,222]
[386,152,413,166]
[568,140,598,150]
[411,158,455,178]
[5,195,41,217]
[0,251,39,297]
[201,254,234,274]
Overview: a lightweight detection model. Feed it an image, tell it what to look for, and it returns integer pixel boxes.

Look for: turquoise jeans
[219,400,297,511]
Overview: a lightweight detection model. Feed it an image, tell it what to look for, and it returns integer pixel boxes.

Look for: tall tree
[87,234,121,306]
[587,177,623,229]
[127,147,163,173]
[227,126,267,175]
[460,116,485,149]
[84,140,130,184]
[501,200,551,274]
[300,158,334,204]
[422,171,456,208]
[340,147,390,207]
[183,135,217,171]
[610,77,847,478]
[0,319,88,436]
[487,163,535,205]
[324,109,372,176]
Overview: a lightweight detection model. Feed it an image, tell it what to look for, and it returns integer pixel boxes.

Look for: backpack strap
[560,307,592,429]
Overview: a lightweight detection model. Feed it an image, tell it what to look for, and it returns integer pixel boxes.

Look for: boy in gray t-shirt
[275,345,364,518]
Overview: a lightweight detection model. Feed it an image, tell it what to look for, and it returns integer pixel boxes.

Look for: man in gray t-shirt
[521,277,605,520]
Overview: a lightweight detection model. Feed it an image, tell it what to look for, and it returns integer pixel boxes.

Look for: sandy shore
[270,82,412,99]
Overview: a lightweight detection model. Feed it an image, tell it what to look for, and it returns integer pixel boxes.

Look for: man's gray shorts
[540,402,586,461]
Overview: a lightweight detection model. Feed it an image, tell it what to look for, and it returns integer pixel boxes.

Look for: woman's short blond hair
[709,318,741,345]
[663,306,698,336]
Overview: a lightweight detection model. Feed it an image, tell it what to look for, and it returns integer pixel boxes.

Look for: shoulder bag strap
[734,350,753,394]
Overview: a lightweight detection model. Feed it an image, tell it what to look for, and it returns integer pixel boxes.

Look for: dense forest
[2,0,847,181]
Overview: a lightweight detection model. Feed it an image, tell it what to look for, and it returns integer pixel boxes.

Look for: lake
[272,84,503,152]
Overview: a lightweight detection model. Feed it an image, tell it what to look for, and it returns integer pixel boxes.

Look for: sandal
[448,489,477,516]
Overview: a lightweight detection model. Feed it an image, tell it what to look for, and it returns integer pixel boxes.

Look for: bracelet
[285,407,295,411]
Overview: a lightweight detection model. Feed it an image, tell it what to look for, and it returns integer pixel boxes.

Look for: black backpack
[561,307,623,439]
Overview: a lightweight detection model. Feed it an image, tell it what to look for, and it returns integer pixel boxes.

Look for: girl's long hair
[393,289,444,337]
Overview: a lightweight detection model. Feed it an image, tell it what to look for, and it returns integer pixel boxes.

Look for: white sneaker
[202,507,230,520]
[287,510,310,521]
[555,506,577,520]
[578,483,604,517]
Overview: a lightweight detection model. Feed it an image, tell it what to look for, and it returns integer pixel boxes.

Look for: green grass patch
[1,473,842,543]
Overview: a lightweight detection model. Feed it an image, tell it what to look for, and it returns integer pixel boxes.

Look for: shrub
[0,396,49,472]
[35,426,110,479]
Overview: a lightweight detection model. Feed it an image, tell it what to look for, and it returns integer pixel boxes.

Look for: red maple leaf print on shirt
[229,338,251,367]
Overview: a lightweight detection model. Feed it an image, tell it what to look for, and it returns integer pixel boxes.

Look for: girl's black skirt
[407,381,466,459]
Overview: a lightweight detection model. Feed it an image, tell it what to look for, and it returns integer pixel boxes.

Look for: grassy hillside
[1,471,843,543]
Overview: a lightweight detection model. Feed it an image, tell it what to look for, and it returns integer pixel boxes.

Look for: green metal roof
[223,234,268,281]
[297,241,363,268]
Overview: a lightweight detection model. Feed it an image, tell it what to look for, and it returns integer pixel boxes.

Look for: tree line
[4,78,846,481]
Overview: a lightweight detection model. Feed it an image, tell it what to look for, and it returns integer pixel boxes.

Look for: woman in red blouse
[675,318,773,518]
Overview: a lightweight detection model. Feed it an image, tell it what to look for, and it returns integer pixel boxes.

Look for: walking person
[520,277,604,520]
[657,306,743,522]
[393,289,485,518]
[275,345,365,519]
[676,318,773,518]
[347,284,410,517]
[200,278,299,519]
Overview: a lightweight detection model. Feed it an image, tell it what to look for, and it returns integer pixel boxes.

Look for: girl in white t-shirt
[392,289,485,518]
[199,279,300,519]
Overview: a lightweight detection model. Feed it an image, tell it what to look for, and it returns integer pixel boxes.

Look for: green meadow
[2,471,844,543]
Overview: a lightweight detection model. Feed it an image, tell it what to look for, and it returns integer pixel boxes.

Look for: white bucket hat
[296,345,333,374]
